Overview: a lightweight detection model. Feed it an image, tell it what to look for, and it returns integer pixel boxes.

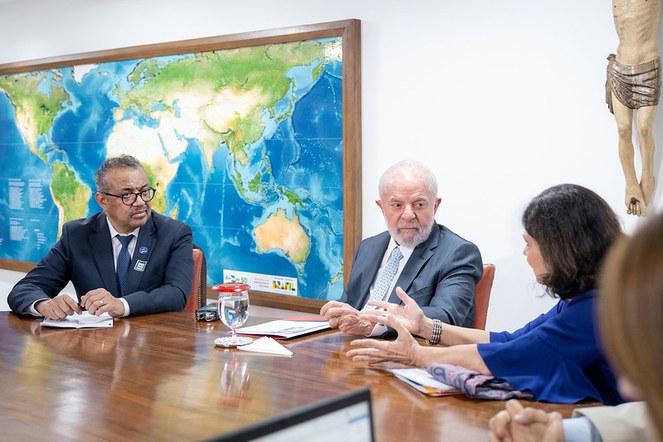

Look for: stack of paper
[390,368,461,397]
[235,317,330,339]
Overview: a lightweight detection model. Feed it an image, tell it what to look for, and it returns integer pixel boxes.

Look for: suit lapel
[89,213,119,295]
[387,225,440,303]
[125,215,156,295]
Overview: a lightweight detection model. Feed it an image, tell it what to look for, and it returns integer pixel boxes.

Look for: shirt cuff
[563,417,602,442]
[29,299,49,317]
[119,298,130,317]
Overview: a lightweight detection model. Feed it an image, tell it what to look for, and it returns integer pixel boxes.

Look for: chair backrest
[473,263,495,330]
[184,245,207,313]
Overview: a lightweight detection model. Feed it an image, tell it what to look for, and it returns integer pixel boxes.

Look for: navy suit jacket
[341,224,482,327]
[8,211,194,317]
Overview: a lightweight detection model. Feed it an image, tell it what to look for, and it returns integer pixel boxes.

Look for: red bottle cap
[210,282,251,293]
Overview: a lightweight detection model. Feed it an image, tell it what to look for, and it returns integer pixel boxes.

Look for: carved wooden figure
[606,0,661,216]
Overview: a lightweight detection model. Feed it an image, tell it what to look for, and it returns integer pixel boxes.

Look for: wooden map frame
[0,20,362,312]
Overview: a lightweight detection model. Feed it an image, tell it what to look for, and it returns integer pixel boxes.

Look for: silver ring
[99,300,104,305]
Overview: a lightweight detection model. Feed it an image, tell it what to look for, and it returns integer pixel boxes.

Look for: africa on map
[0,35,347,300]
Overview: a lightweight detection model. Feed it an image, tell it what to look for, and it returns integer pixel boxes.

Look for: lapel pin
[134,260,147,272]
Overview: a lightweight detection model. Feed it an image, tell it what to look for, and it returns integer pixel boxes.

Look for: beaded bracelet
[426,319,442,345]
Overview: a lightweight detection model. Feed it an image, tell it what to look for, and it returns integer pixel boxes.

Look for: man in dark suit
[321,160,482,336]
[8,155,193,319]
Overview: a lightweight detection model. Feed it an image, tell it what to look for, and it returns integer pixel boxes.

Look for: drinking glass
[212,282,254,347]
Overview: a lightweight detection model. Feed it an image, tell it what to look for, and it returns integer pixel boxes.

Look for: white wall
[0,269,23,311]
[1,0,661,329]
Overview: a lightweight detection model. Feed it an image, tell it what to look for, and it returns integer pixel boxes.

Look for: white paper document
[41,311,114,329]
[237,337,293,356]
[236,318,330,339]
[390,368,461,396]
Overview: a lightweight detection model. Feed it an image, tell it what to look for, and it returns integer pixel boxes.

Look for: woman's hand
[360,287,430,337]
[347,312,422,365]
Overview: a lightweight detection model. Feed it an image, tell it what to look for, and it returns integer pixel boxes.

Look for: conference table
[1,310,586,441]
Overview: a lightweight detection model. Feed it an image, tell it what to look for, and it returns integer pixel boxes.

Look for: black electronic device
[195,303,219,322]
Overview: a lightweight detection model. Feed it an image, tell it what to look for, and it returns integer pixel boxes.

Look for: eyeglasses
[102,188,156,206]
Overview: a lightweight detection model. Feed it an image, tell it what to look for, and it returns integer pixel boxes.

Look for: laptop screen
[208,388,374,442]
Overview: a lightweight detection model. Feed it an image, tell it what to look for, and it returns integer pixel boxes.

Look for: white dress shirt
[106,219,140,317]
[367,238,414,336]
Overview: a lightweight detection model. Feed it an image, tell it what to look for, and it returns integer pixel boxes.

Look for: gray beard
[390,221,434,248]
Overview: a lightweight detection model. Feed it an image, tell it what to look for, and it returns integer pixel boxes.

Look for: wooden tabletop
[0,311,587,441]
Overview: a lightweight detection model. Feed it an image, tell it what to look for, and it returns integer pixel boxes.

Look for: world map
[0,37,346,301]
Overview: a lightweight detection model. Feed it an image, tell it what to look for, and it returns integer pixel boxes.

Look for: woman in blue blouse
[347,184,623,404]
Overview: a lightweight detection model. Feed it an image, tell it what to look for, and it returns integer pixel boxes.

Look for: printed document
[236,317,330,339]
[42,311,114,328]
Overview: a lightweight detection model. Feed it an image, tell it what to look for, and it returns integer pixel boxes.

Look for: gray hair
[94,154,145,192]
[378,160,438,199]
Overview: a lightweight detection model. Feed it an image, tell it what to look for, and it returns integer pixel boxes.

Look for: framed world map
[0,20,362,306]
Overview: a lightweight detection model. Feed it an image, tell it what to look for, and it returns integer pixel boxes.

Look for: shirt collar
[387,237,415,261]
[106,217,140,239]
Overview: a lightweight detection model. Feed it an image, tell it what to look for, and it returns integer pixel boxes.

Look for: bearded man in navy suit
[9,155,193,319]
[321,160,482,336]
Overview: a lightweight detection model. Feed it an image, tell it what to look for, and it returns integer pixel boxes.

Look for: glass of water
[212,282,254,347]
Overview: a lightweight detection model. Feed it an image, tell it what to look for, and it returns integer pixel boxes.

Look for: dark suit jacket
[8,211,194,317]
[341,224,482,327]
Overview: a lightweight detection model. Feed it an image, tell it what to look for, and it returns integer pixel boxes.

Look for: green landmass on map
[117,41,330,173]
[51,161,92,224]
[0,73,70,160]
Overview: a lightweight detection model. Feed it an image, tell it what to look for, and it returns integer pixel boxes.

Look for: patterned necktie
[116,234,134,296]
[364,247,403,310]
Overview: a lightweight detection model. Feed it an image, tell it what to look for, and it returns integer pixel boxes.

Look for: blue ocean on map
[187,66,344,299]
[0,41,346,300]
[0,93,60,257]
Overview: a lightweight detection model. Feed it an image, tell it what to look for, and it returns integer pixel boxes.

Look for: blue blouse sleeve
[489,310,552,343]
[477,293,621,404]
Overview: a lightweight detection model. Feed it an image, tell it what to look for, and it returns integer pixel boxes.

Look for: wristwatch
[426,319,442,345]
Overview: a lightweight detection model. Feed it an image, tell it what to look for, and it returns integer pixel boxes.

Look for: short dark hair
[94,155,144,192]
[522,184,622,299]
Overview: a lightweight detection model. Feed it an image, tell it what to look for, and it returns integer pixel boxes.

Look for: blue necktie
[116,234,134,296]
[364,247,403,310]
